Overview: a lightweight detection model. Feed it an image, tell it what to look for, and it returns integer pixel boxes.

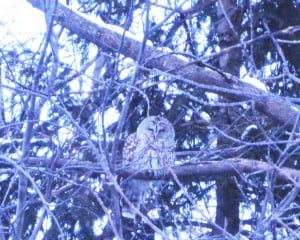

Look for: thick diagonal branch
[26,0,300,129]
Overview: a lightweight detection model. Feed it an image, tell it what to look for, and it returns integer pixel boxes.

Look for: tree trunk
[214,0,242,236]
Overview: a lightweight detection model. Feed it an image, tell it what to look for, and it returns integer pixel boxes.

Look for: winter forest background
[1,0,300,239]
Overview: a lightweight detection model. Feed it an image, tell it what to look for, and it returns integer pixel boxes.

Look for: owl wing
[122,133,138,165]
[123,132,153,168]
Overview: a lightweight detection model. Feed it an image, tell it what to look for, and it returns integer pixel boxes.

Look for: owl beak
[153,126,158,139]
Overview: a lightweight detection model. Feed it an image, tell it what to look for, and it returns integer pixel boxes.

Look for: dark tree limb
[215,0,243,234]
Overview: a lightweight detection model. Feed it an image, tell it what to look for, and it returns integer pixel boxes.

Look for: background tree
[0,0,300,239]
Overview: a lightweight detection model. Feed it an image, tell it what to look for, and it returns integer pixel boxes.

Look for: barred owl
[121,116,176,218]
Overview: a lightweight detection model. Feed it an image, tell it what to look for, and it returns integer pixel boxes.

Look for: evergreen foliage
[0,0,300,239]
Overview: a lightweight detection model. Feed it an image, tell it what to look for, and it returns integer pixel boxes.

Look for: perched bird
[121,116,176,218]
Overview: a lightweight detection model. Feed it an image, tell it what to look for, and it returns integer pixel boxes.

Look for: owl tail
[121,179,151,219]
[121,179,169,220]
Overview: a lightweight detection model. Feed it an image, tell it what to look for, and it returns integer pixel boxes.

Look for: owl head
[136,116,175,142]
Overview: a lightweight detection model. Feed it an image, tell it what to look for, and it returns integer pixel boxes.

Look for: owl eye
[147,127,154,132]
[158,128,165,133]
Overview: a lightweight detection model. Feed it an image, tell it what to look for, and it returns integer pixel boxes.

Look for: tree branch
[2,155,299,183]
[118,158,300,184]
[26,0,300,129]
